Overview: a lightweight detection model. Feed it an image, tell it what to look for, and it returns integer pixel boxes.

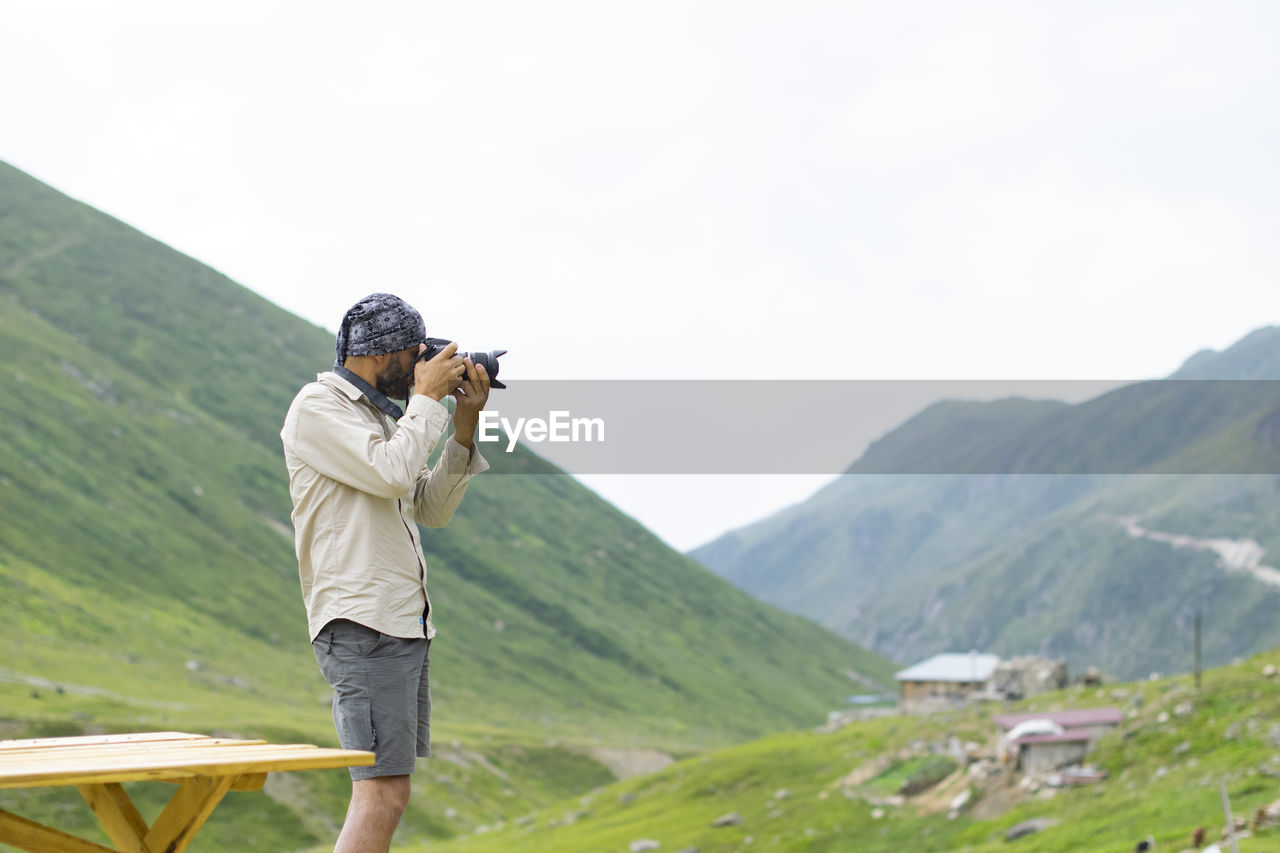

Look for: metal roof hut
[994,708,1123,775]
[893,652,999,714]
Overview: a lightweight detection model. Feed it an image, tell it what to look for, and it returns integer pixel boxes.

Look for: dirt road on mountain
[1106,514,1280,588]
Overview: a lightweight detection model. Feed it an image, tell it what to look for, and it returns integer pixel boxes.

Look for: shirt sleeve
[413,435,490,527]
[290,390,451,498]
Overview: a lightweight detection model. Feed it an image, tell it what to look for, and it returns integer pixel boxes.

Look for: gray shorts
[312,619,431,780]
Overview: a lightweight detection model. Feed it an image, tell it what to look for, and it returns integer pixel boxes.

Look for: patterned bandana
[334,293,426,368]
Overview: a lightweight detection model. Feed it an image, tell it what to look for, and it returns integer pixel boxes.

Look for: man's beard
[375,359,412,401]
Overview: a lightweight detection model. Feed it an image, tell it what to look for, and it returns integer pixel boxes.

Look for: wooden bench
[0,731,374,852]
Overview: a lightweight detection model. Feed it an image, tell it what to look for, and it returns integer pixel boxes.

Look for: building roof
[894,653,999,683]
[1012,727,1094,745]
[994,708,1123,730]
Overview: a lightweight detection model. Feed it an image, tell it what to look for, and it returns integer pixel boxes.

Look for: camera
[416,337,507,389]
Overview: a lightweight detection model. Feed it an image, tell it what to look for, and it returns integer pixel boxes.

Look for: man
[280,293,490,852]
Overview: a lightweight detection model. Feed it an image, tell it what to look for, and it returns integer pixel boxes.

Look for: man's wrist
[452,418,476,445]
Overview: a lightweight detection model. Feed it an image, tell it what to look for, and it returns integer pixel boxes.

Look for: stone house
[992,656,1069,700]
[893,652,1000,714]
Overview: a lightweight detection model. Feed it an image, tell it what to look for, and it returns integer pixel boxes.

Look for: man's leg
[334,775,411,853]
[313,620,427,851]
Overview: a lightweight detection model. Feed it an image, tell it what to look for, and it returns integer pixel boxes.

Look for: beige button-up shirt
[281,370,489,641]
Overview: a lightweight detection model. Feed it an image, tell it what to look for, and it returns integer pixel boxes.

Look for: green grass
[865,754,958,797]
[418,647,1280,852]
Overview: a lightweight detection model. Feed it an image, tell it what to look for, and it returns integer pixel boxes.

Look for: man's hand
[413,342,466,401]
[450,358,491,452]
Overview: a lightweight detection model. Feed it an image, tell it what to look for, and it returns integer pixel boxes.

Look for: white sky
[3,1,1278,550]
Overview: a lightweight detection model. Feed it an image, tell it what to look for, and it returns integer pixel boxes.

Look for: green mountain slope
[848,379,1280,476]
[1172,326,1280,380]
[421,646,1280,853]
[692,332,1280,680]
[0,159,893,849]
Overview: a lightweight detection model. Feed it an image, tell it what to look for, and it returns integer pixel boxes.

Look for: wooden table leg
[0,809,115,853]
[143,775,234,853]
[7,775,237,853]
[76,773,238,850]
[78,783,148,853]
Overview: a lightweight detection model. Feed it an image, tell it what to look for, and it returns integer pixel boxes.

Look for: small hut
[893,652,999,714]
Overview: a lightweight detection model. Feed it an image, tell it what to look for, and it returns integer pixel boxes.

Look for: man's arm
[414,357,492,526]
[413,436,490,527]
[288,389,450,498]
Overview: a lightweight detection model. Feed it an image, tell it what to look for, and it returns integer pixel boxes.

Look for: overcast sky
[3,1,1278,549]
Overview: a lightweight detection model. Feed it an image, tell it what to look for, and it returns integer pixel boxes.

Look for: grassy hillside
[691,474,1108,640]
[1172,326,1280,380]
[693,332,1280,679]
[845,398,1069,475]
[0,159,894,849]
[861,478,1280,679]
[421,647,1280,852]
[846,379,1280,476]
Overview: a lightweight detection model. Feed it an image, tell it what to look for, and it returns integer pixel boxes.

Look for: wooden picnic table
[0,731,374,853]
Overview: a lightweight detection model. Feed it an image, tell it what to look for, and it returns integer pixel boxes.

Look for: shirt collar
[330,366,405,420]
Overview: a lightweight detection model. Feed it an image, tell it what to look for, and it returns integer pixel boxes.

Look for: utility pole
[1195,611,1202,691]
